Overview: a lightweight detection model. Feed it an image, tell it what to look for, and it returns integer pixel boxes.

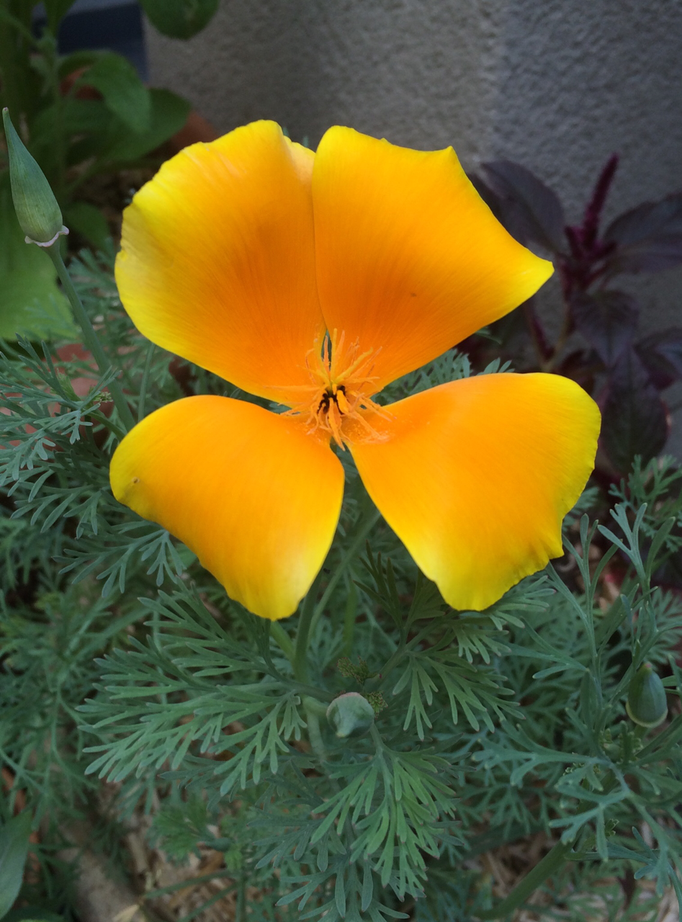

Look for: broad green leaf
[0,810,32,919]
[30,99,113,176]
[104,88,190,164]
[42,0,78,32]
[0,179,75,341]
[63,201,110,251]
[3,911,66,922]
[76,54,151,135]
[57,49,101,81]
[140,0,219,39]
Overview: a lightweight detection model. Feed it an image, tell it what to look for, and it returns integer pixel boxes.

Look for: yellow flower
[110,121,600,621]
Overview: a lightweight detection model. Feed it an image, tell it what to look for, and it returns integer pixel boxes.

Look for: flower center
[285,330,389,448]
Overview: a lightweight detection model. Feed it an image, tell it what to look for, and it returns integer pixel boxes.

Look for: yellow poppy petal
[110,396,344,620]
[349,374,600,610]
[313,127,553,390]
[115,121,324,405]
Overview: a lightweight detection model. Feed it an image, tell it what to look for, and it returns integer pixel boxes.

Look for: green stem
[270,622,295,663]
[235,870,245,922]
[476,839,574,919]
[303,695,328,761]
[342,578,358,657]
[0,4,38,122]
[0,7,35,43]
[375,623,434,687]
[310,506,380,634]
[46,243,136,432]
[293,495,379,687]
[137,340,155,421]
[45,35,67,203]
[293,579,319,683]
[370,723,383,750]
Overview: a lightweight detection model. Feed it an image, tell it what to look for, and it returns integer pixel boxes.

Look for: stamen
[283,331,390,448]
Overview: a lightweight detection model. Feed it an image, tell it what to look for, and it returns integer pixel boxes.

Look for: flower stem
[235,870,245,922]
[293,577,321,683]
[310,504,381,634]
[476,838,574,919]
[293,495,379,685]
[303,696,328,761]
[270,621,295,662]
[137,340,155,421]
[46,243,135,432]
[342,578,358,657]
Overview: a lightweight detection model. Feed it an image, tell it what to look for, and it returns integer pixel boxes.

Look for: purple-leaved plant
[469,155,682,477]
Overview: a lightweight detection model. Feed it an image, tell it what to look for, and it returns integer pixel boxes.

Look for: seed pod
[3,108,67,246]
[626,662,668,729]
[326,692,375,738]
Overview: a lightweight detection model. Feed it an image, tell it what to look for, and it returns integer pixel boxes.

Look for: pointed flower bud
[626,662,668,729]
[2,108,67,247]
[326,692,375,738]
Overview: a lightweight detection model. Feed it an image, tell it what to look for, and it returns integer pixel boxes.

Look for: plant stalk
[310,504,380,633]
[269,622,295,662]
[476,838,574,919]
[46,243,136,432]
[293,577,321,683]
[303,696,328,761]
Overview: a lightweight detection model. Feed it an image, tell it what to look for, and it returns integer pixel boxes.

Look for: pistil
[285,330,390,448]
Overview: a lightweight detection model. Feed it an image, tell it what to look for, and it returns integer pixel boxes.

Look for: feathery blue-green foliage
[0,248,681,920]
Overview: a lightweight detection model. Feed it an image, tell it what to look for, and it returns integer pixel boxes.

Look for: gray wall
[145,0,682,452]
[145,0,682,213]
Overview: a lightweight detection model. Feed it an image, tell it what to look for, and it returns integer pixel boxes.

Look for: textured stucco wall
[145,0,682,452]
[490,0,682,212]
[145,0,505,164]
[146,0,682,209]
[486,0,682,335]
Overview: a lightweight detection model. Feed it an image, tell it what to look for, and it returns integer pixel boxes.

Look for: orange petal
[110,396,344,620]
[350,374,600,610]
[313,127,553,390]
[115,121,324,405]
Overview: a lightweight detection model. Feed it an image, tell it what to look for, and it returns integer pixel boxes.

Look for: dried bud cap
[326,692,375,738]
[626,663,668,729]
[2,108,67,246]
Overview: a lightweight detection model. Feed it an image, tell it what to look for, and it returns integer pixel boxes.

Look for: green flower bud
[2,108,67,246]
[626,663,668,729]
[326,692,375,738]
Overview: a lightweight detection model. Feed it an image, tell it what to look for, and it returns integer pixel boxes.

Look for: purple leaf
[570,290,638,367]
[636,327,682,389]
[479,161,566,254]
[555,348,601,392]
[601,349,669,472]
[603,192,682,274]
[579,154,619,252]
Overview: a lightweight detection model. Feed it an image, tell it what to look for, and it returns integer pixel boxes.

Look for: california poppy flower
[110,121,600,621]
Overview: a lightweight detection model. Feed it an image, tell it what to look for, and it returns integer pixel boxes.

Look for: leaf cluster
[58,429,680,918]
[1,250,682,918]
[0,1,207,339]
[470,156,682,475]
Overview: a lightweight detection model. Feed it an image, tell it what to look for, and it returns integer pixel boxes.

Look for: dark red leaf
[554,348,600,392]
[636,327,682,389]
[603,193,682,274]
[570,290,638,367]
[479,161,566,254]
[601,349,669,472]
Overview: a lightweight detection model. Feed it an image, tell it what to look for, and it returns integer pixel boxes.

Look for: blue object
[34,1,148,80]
